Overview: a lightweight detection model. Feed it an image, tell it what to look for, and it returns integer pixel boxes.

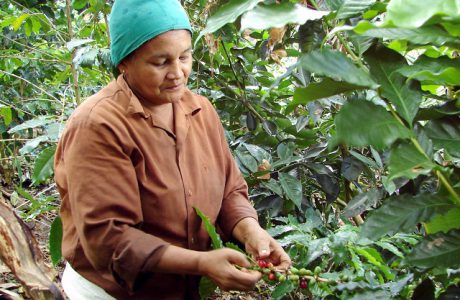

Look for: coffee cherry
[258,259,268,268]
[278,275,286,282]
[314,266,321,275]
[288,275,300,282]
[299,268,311,276]
[299,278,308,289]
[268,272,276,281]
[290,267,299,275]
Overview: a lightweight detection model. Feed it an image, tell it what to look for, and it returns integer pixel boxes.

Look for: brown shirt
[54,75,258,299]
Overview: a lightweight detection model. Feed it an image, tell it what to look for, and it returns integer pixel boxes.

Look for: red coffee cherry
[299,278,308,289]
[258,259,268,268]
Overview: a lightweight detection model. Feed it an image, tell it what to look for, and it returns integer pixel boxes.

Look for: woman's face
[120,30,193,105]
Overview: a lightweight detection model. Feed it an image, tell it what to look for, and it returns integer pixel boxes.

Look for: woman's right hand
[197,248,262,291]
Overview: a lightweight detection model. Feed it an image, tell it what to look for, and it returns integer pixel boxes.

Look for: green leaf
[287,78,365,113]
[365,46,423,124]
[244,144,270,162]
[240,2,328,30]
[425,208,460,234]
[30,16,42,34]
[425,118,460,158]
[19,135,49,155]
[72,0,88,9]
[235,150,258,172]
[349,150,380,169]
[375,241,404,258]
[32,145,57,185]
[300,48,378,88]
[406,229,460,268]
[49,216,63,266]
[8,116,53,134]
[361,194,452,240]
[199,276,217,300]
[278,172,302,210]
[416,102,460,121]
[388,142,435,181]
[196,0,263,43]
[341,155,365,181]
[442,21,460,36]
[306,237,331,264]
[272,280,296,300]
[0,105,12,126]
[295,115,309,132]
[261,179,283,197]
[397,56,460,86]
[343,188,382,218]
[353,247,395,280]
[194,207,223,249]
[24,19,32,37]
[349,290,392,300]
[277,142,295,161]
[225,242,244,253]
[336,0,376,19]
[359,26,459,47]
[333,100,412,150]
[66,38,94,51]
[12,14,30,31]
[385,0,460,28]
[382,274,414,296]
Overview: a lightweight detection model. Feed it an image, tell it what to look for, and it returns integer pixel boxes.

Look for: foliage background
[1,0,459,299]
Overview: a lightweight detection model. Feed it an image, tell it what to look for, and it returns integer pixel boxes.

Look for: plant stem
[3,36,66,62]
[220,41,265,123]
[65,0,82,106]
[0,70,60,103]
[386,103,460,204]
[104,13,111,47]
[437,171,460,205]
[335,32,367,69]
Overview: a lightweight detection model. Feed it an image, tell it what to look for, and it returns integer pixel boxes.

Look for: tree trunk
[0,197,64,300]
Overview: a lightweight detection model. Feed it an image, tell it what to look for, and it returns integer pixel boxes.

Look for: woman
[54,0,291,299]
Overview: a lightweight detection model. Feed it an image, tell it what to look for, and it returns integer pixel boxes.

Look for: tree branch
[65,0,82,105]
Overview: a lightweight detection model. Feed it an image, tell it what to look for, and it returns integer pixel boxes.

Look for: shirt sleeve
[57,120,169,291]
[208,103,258,239]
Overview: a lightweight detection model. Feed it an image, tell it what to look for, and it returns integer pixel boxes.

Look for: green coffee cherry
[290,267,299,275]
[278,275,286,282]
[288,275,300,282]
[340,274,349,282]
[299,268,312,276]
[314,266,321,275]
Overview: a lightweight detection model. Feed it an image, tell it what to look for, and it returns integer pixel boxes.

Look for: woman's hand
[197,248,262,291]
[232,218,291,271]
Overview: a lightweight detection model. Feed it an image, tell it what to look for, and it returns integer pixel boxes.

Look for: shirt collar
[116,74,201,117]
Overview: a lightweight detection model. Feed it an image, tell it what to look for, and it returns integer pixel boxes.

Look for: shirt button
[188,190,192,196]
[191,237,195,244]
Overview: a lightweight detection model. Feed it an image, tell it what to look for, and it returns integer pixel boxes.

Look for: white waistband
[62,262,116,300]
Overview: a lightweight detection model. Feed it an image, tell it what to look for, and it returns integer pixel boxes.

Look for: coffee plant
[1,0,459,299]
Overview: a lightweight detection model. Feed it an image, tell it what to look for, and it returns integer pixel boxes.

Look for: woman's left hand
[232,218,291,271]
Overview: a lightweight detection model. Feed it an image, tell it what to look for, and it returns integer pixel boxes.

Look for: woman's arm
[152,245,261,291]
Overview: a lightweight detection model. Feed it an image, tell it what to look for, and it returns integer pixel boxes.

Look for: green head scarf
[109,0,192,67]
